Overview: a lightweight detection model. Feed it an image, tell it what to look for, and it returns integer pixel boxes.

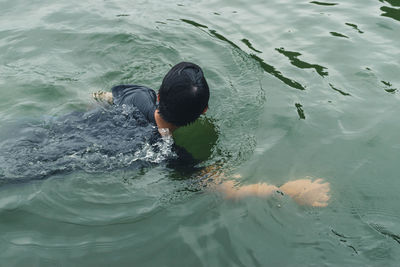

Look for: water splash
[0,105,177,184]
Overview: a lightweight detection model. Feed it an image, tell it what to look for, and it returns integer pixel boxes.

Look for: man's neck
[154,109,178,136]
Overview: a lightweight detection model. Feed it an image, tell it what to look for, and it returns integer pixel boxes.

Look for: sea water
[0,0,399,266]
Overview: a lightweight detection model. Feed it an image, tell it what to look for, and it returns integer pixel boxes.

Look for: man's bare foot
[92,91,113,105]
[279,178,330,207]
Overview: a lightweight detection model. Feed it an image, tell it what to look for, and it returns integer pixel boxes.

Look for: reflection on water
[275,47,328,77]
[381,80,397,93]
[295,103,306,120]
[329,83,351,96]
[173,117,218,161]
[345,23,364,34]
[380,5,400,22]
[381,0,400,7]
[250,54,306,90]
[240,38,262,53]
[180,18,306,91]
[310,1,338,6]
[330,31,349,38]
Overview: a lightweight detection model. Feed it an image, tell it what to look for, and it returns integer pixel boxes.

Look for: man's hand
[279,178,330,207]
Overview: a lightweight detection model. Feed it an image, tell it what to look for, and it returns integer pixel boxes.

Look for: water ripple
[380,6,400,22]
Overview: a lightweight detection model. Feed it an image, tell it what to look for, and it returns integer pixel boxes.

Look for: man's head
[158,62,210,127]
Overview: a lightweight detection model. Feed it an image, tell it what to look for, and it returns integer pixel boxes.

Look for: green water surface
[1,0,400,266]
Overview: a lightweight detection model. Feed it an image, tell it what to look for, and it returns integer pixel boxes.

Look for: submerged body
[0,84,197,184]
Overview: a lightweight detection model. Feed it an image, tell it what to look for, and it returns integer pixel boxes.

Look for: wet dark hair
[158,62,210,127]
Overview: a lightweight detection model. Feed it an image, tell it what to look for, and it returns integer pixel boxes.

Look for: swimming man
[93,61,331,207]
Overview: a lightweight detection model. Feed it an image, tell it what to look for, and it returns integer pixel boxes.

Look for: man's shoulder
[111,84,157,123]
[112,84,156,103]
[111,84,155,95]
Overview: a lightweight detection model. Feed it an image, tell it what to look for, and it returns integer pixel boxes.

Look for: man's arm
[216,178,330,207]
[217,180,278,199]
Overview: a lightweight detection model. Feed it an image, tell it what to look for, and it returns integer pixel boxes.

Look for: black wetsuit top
[111,85,157,124]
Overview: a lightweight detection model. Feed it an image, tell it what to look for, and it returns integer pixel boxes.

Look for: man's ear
[157,94,160,102]
[202,106,208,114]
